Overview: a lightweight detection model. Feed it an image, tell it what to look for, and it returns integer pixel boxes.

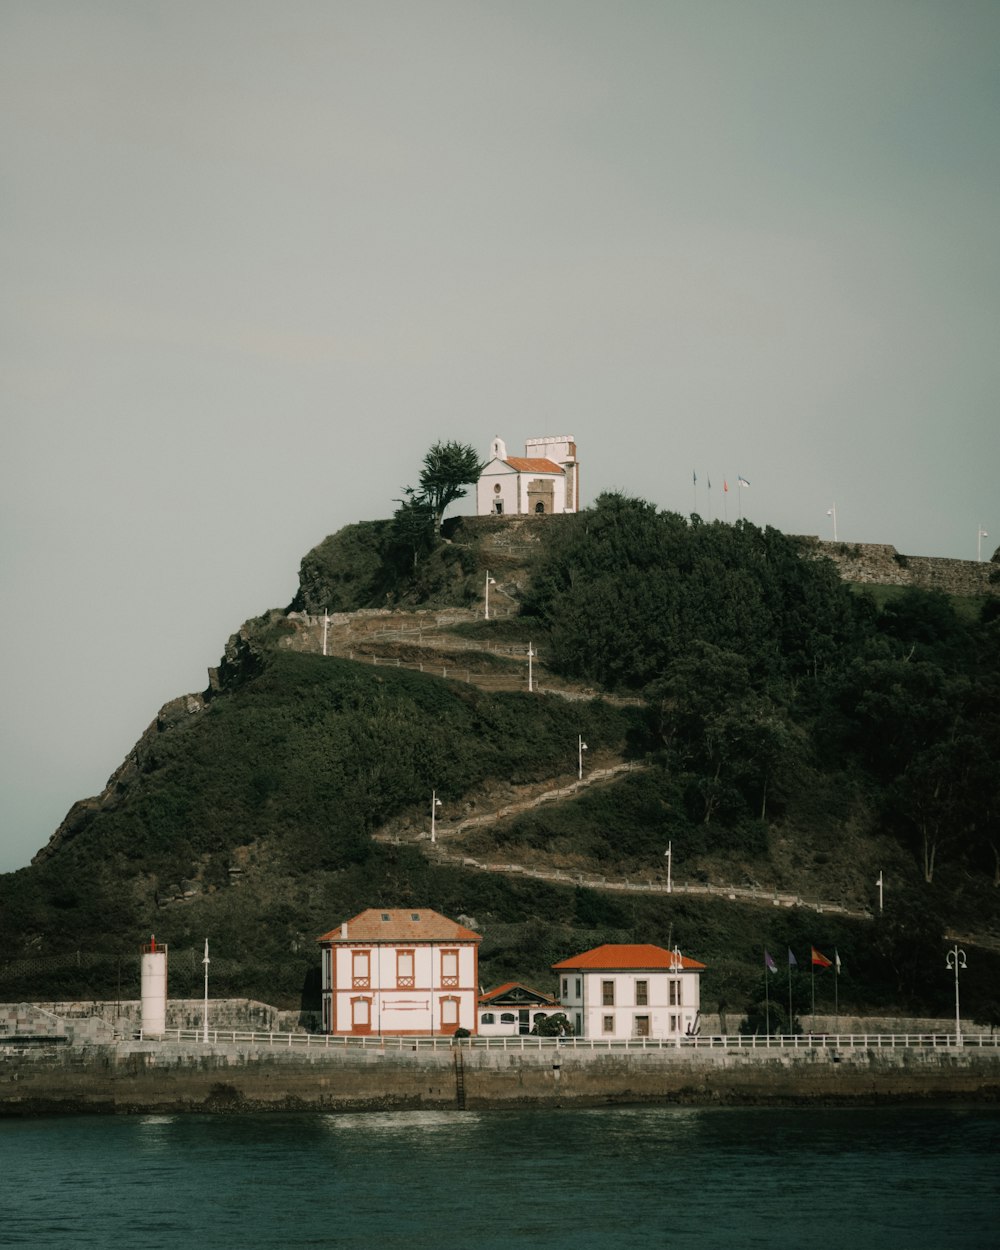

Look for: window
[411,913,420,921]
[440,949,459,987]
[440,997,459,1028]
[381,913,390,921]
[575,978,581,998]
[500,1012,516,1024]
[602,980,615,1006]
[352,950,370,989]
[561,977,569,999]
[635,980,648,1006]
[351,997,371,1031]
[669,979,682,1006]
[396,949,414,988]
[575,1013,582,1036]
[670,1014,679,1033]
[481,1013,495,1025]
[322,949,332,990]
[634,1015,650,1038]
[603,1015,614,1034]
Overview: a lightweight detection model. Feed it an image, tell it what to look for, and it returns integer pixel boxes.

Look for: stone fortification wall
[1,1040,997,1116]
[14,998,317,1035]
[807,539,998,597]
[10,1002,982,1042]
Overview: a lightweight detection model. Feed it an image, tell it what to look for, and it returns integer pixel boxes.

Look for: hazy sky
[2,1,998,872]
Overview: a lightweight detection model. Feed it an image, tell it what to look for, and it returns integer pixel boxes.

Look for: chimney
[340,921,348,939]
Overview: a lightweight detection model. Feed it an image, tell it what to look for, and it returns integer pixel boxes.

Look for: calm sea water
[1,1105,997,1249]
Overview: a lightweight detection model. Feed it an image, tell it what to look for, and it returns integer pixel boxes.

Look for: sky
[2,0,998,873]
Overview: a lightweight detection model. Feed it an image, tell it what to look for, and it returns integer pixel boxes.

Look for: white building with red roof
[317,908,481,1037]
[552,943,705,1041]
[478,981,566,1036]
[476,435,579,516]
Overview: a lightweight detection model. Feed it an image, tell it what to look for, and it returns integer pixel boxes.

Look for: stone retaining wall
[807,539,998,597]
[1,1040,997,1116]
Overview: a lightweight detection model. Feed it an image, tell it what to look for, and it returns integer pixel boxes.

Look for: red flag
[811,946,832,968]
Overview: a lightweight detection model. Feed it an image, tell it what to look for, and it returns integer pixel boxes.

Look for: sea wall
[1,1040,997,1116]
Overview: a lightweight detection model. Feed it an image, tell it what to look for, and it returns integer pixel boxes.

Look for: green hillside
[2,495,998,1029]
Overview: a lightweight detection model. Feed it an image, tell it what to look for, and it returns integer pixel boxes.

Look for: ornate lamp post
[484,571,496,619]
[202,938,210,1044]
[430,790,442,843]
[945,944,967,1046]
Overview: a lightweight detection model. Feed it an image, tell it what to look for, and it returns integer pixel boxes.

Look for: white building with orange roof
[552,943,705,1041]
[477,981,566,1036]
[317,908,481,1037]
[476,435,580,516]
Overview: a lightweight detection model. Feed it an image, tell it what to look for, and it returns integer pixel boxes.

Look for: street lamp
[978,525,989,562]
[430,790,442,843]
[484,571,496,619]
[578,735,588,780]
[202,938,210,1044]
[945,944,967,1046]
[527,641,535,692]
[664,841,672,894]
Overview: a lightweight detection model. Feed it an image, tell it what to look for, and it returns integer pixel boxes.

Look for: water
[1,1105,997,1249]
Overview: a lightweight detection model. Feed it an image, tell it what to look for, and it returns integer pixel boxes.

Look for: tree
[417,441,484,531]
[390,488,436,571]
[532,1011,573,1036]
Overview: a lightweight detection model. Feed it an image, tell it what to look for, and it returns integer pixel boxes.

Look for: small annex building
[476,435,580,516]
[552,944,705,1041]
[317,908,481,1037]
[478,982,565,1037]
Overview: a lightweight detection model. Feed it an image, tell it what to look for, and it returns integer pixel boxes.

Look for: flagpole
[764,948,770,1036]
[787,952,793,1035]
[834,950,840,1031]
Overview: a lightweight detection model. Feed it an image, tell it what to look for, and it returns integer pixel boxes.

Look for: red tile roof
[479,981,560,1006]
[317,908,482,944]
[504,457,565,474]
[552,944,705,971]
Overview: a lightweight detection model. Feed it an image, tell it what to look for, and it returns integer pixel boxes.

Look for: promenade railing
[142,1029,999,1051]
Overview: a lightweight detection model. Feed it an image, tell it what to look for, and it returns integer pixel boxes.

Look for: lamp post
[945,945,967,1046]
[430,790,442,843]
[322,609,329,657]
[826,504,838,541]
[978,525,989,562]
[484,571,496,619]
[578,735,588,780]
[202,938,210,1044]
[665,841,672,894]
[527,642,535,692]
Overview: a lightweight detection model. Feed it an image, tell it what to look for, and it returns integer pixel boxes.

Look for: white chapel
[476,435,580,517]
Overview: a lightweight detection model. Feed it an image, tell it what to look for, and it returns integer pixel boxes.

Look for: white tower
[140,936,168,1039]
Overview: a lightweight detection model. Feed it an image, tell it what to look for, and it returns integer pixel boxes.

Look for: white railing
[142,1029,1000,1052]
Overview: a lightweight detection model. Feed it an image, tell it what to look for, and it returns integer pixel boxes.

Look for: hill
[2,496,998,1030]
